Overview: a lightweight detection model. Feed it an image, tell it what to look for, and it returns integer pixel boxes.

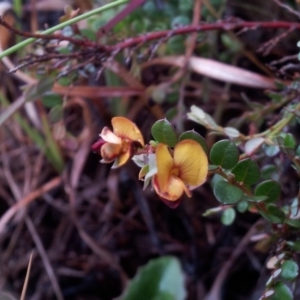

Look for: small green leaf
[213,180,244,205]
[80,28,97,41]
[221,208,236,225]
[237,200,248,213]
[42,92,63,108]
[25,76,55,102]
[280,133,296,149]
[255,180,281,203]
[165,107,178,121]
[120,256,186,300]
[221,33,242,52]
[171,15,191,28]
[49,105,63,123]
[281,260,299,280]
[209,140,239,169]
[285,219,300,228]
[275,135,296,156]
[270,282,293,300]
[151,119,177,147]
[259,204,285,224]
[179,130,208,154]
[231,158,260,185]
[263,144,280,157]
[286,240,300,251]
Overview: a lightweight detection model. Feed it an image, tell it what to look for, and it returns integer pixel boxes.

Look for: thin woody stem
[106,21,300,51]
[1,19,300,59]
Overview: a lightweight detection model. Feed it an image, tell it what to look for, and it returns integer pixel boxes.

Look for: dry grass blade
[20,252,33,300]
[25,217,64,300]
[53,84,144,98]
[143,56,289,89]
[0,177,62,235]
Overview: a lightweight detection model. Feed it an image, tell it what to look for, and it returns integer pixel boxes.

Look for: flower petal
[100,127,122,144]
[91,138,106,152]
[160,198,182,209]
[156,143,174,191]
[112,117,144,146]
[153,174,186,201]
[111,150,131,169]
[173,140,208,187]
[101,142,122,162]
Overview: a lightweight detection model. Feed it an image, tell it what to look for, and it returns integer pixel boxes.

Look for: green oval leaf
[209,140,239,169]
[120,256,186,300]
[151,119,177,147]
[263,144,280,157]
[42,92,63,108]
[280,133,296,149]
[221,208,236,225]
[286,240,300,251]
[49,105,63,123]
[255,180,281,203]
[231,158,260,185]
[213,180,244,204]
[25,76,55,102]
[281,260,299,280]
[179,130,208,154]
[259,204,285,224]
[285,219,300,228]
[237,200,249,213]
[270,282,293,300]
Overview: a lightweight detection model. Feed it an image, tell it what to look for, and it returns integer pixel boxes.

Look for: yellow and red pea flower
[152,140,208,208]
[91,117,144,169]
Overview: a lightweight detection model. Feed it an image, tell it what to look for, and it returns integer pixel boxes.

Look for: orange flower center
[120,138,131,154]
[171,166,180,178]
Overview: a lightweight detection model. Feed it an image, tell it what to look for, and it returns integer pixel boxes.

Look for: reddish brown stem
[105,21,300,51]
[1,17,300,54]
[0,16,106,50]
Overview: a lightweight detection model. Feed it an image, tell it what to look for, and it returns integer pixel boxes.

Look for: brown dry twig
[0,176,62,235]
